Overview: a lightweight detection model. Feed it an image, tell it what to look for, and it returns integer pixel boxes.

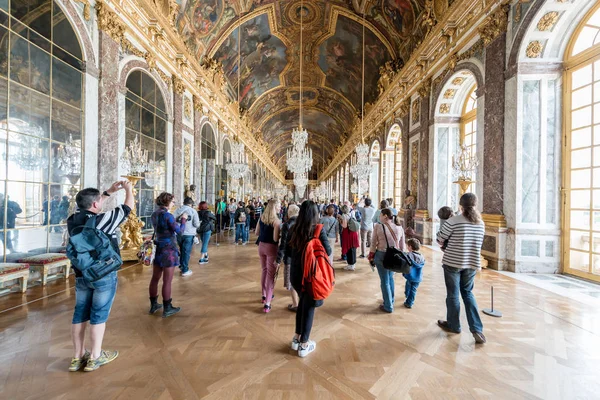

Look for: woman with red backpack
[285,201,332,357]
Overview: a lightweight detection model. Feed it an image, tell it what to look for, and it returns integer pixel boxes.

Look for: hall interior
[0,0,600,398]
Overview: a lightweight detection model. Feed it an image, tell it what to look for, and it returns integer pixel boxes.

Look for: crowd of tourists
[64,183,486,371]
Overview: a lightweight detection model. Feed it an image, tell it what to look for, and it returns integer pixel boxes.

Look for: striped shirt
[436,214,484,269]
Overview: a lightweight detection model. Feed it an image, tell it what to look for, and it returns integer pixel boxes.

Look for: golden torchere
[120,175,145,261]
[454,177,474,196]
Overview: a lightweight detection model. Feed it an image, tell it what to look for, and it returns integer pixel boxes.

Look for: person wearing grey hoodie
[174,197,200,276]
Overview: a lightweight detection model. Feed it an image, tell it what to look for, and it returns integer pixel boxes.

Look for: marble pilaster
[172,92,183,201]
[417,96,430,211]
[482,33,506,215]
[193,114,203,202]
[97,31,120,191]
[206,160,216,205]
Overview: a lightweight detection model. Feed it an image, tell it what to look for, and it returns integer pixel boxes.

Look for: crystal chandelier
[120,134,148,176]
[350,181,358,195]
[286,0,313,176]
[286,128,313,174]
[452,144,478,181]
[145,160,165,188]
[226,140,249,180]
[57,134,81,177]
[294,172,308,198]
[350,143,371,194]
[10,133,49,171]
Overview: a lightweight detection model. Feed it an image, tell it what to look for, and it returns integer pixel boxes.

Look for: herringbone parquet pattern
[1,234,599,400]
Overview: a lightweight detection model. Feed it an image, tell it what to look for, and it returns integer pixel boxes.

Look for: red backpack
[302,224,335,300]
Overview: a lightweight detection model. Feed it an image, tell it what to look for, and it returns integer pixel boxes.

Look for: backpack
[197,210,215,234]
[239,212,247,222]
[302,224,335,301]
[354,210,362,222]
[348,216,360,232]
[66,215,123,281]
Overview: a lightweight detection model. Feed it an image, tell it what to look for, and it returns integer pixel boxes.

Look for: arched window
[370,140,381,205]
[342,163,348,202]
[200,123,217,203]
[461,86,477,193]
[381,126,402,208]
[564,4,600,281]
[125,70,167,229]
[0,1,84,260]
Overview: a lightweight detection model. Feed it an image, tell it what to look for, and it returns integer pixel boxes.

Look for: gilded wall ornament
[443,89,456,99]
[144,52,156,70]
[183,96,192,121]
[537,11,559,32]
[526,41,543,58]
[193,95,202,112]
[411,98,421,125]
[478,4,510,45]
[439,103,450,114]
[418,80,432,98]
[452,77,465,85]
[183,139,191,188]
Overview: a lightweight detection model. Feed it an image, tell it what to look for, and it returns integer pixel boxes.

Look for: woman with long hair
[149,192,187,318]
[368,208,406,313]
[197,201,216,264]
[436,193,486,344]
[285,201,332,357]
[338,204,360,271]
[255,199,282,313]
[276,204,300,311]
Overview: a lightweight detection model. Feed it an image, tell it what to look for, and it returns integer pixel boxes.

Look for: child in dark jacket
[403,238,425,309]
[437,206,454,251]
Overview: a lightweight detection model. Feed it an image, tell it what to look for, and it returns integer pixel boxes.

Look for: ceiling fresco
[212,13,288,111]
[174,0,431,175]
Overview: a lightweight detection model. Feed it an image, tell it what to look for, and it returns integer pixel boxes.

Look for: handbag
[138,231,156,266]
[381,223,412,274]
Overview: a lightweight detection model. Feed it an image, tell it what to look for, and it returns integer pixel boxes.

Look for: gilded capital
[418,79,432,98]
[96,0,125,41]
[478,4,510,46]
[193,95,203,112]
[172,76,186,95]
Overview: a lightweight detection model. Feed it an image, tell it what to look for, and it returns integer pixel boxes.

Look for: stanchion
[482,286,502,317]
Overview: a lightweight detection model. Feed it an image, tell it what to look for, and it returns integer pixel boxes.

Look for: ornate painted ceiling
[175,0,430,175]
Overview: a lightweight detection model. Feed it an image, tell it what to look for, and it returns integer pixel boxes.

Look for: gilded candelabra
[119,135,148,262]
[452,144,478,195]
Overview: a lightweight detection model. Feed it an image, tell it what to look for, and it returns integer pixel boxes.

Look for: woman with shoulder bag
[197,201,216,264]
[368,208,406,313]
[276,204,300,312]
[149,192,187,318]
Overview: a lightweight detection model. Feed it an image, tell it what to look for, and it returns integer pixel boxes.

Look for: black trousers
[346,247,357,265]
[295,292,317,343]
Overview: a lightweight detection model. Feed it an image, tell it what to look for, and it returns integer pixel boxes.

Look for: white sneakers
[343,265,356,271]
[181,270,193,277]
[298,340,316,357]
[291,337,300,351]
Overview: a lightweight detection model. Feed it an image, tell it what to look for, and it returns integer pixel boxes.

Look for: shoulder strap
[327,219,335,234]
[313,224,323,239]
[385,222,399,244]
[84,214,97,228]
[381,223,391,249]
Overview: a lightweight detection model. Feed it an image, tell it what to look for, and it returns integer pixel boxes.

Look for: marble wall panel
[97,32,120,192]
[417,96,430,210]
[194,115,203,202]
[172,92,183,201]
[482,34,507,214]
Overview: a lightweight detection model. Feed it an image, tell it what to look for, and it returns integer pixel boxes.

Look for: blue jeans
[375,251,395,312]
[177,235,194,273]
[229,213,235,230]
[72,271,118,325]
[235,223,247,242]
[200,230,211,254]
[404,279,420,307]
[443,265,483,333]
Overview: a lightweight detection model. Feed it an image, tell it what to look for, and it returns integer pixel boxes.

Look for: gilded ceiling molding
[537,11,559,32]
[98,0,285,181]
[478,4,510,46]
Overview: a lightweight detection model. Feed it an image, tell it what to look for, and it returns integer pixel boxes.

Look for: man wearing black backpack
[66,180,133,372]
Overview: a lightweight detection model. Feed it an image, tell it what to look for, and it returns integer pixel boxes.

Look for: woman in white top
[368,208,406,313]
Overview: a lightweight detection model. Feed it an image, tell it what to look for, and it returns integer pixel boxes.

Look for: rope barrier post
[482,286,502,317]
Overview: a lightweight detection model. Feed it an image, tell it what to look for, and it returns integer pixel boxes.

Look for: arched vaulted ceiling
[175,0,430,175]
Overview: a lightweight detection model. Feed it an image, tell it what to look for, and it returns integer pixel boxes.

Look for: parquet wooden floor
[1,232,600,400]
